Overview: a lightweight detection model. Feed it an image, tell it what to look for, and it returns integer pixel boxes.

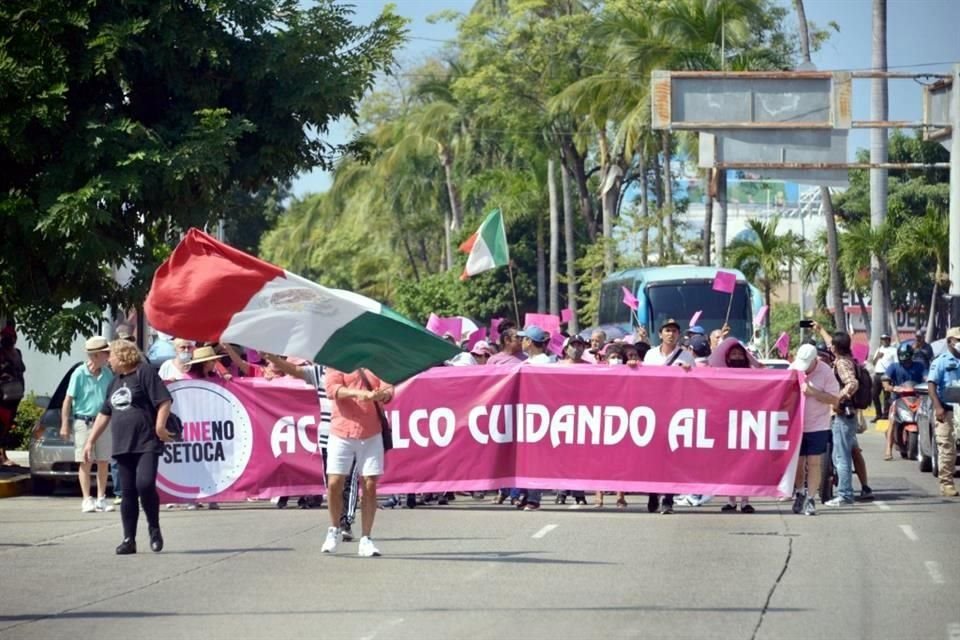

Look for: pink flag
[560,307,573,324]
[689,310,702,328]
[775,332,790,358]
[712,271,737,294]
[548,332,566,356]
[621,286,639,311]
[489,317,504,344]
[465,327,487,352]
[524,313,560,337]
[753,305,769,327]
[426,314,462,341]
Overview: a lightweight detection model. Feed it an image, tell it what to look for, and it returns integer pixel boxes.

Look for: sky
[290,0,960,198]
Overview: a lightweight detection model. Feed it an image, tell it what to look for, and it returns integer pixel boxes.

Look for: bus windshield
[646,282,752,341]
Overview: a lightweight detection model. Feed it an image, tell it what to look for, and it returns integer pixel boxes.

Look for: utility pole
[869,0,889,349]
[951,64,960,303]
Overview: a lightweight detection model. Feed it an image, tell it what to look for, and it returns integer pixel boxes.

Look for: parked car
[28,363,82,494]
[918,388,960,477]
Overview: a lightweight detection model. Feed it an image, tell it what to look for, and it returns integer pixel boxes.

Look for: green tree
[0,0,405,352]
[727,217,801,324]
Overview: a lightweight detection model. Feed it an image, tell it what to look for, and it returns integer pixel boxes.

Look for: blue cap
[687,325,706,336]
[518,326,549,342]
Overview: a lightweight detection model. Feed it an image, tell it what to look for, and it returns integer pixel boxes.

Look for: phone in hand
[799,319,814,329]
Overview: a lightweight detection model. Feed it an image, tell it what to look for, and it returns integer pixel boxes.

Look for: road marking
[948,622,960,640]
[532,524,558,539]
[925,561,946,585]
[899,524,919,542]
[358,617,404,640]
[874,500,891,511]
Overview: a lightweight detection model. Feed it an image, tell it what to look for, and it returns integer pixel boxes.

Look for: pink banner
[158,367,804,501]
[425,314,462,339]
[560,308,573,324]
[159,378,324,502]
[380,366,803,497]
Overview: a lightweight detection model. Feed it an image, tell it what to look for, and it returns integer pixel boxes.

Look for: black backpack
[837,358,873,411]
[165,412,184,442]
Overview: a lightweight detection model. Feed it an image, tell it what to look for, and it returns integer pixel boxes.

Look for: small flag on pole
[689,310,703,328]
[621,286,639,311]
[775,332,791,358]
[712,271,737,294]
[560,307,572,324]
[459,209,510,281]
[753,305,769,327]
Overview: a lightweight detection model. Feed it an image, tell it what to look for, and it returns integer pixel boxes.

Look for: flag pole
[507,261,521,326]
[723,292,735,327]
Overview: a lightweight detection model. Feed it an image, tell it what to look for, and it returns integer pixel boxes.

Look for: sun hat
[790,343,819,371]
[470,340,495,357]
[84,336,110,353]
[517,326,549,343]
[187,345,226,365]
[946,327,960,340]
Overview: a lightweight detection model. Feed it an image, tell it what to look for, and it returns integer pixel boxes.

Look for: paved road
[1,431,958,640]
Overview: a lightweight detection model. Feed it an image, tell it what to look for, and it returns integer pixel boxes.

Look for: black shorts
[799,430,830,456]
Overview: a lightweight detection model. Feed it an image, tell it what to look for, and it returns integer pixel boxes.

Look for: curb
[875,419,889,432]
[0,474,31,499]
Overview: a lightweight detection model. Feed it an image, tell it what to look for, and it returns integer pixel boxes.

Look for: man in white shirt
[871,333,897,422]
[158,339,195,381]
[643,319,695,368]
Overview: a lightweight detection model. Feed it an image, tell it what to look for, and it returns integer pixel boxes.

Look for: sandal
[721,503,737,512]
[740,504,755,514]
[616,497,628,509]
[883,452,893,461]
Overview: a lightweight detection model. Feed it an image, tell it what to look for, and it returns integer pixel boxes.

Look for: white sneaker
[358,536,381,557]
[81,497,96,513]
[95,498,114,513]
[321,527,339,554]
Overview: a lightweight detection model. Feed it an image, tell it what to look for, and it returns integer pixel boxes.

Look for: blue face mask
[177,352,191,363]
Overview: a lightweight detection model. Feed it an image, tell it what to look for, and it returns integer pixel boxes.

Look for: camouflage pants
[935,411,957,487]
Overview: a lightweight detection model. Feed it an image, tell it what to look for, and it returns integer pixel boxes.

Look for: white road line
[874,500,891,511]
[532,524,558,539]
[899,524,919,542]
[947,622,960,640]
[925,560,946,585]
[358,617,404,640]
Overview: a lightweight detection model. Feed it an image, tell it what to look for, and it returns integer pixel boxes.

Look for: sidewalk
[0,450,30,498]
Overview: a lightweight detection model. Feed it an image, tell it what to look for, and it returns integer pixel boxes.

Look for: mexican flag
[144,229,460,384]
[459,209,509,280]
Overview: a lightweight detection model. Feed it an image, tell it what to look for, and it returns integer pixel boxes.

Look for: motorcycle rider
[927,327,960,497]
[882,344,928,460]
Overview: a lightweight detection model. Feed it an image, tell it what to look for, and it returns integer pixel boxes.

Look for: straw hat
[84,336,110,353]
[187,345,226,365]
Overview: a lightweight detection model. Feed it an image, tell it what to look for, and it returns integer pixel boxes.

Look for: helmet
[897,343,914,361]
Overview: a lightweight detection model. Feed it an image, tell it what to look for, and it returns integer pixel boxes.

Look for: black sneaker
[341,524,354,542]
[791,491,805,514]
[276,497,289,509]
[858,485,874,502]
[116,538,137,555]
[647,495,660,513]
[659,503,674,515]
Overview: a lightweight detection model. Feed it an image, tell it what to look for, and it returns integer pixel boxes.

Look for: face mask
[608,357,623,366]
[727,358,748,368]
[178,352,191,363]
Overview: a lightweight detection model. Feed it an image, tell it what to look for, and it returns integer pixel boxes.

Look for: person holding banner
[487,323,525,365]
[518,326,555,365]
[322,368,393,557]
[82,339,173,555]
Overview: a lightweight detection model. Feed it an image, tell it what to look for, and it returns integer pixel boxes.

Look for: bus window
[646,283,752,340]
[598,279,634,326]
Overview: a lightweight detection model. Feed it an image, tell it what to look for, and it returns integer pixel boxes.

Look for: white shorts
[325,433,384,477]
[73,419,112,463]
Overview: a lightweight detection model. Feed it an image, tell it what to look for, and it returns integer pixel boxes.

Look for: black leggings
[115,452,160,539]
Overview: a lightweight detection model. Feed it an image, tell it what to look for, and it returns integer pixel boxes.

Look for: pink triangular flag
[560,307,572,324]
[753,305,769,327]
[774,332,790,358]
[712,271,737,294]
[689,310,702,328]
[621,286,638,311]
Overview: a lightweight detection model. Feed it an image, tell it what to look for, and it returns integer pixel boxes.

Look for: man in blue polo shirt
[60,337,115,513]
[928,327,960,497]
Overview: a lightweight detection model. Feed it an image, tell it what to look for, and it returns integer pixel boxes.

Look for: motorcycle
[889,383,928,461]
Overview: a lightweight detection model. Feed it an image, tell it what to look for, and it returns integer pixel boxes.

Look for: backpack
[164,411,184,442]
[836,358,873,411]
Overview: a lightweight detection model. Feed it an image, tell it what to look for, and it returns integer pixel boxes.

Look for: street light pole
[949,64,960,301]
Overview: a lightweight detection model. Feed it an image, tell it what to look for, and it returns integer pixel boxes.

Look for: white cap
[790,344,818,371]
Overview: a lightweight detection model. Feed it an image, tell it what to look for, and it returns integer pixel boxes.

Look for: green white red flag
[459,209,509,281]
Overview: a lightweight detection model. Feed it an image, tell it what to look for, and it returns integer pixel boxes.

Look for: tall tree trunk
[821,187,846,330]
[562,164,579,333]
[441,147,463,231]
[716,170,728,266]
[653,153,665,262]
[926,268,940,342]
[419,237,433,274]
[548,157,560,315]
[661,130,673,262]
[442,209,453,271]
[638,146,650,266]
[560,138,597,240]
[702,169,715,266]
[794,0,811,62]
[598,133,619,274]
[536,204,546,313]
[869,0,889,348]
[856,289,871,336]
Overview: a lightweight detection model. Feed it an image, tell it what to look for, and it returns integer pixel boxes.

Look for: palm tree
[889,205,949,341]
[838,218,897,337]
[727,217,795,322]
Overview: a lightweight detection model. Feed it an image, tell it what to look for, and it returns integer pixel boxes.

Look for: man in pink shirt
[486,325,525,365]
[322,368,393,557]
[790,344,841,516]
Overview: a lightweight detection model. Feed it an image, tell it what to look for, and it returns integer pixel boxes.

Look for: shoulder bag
[357,369,393,452]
